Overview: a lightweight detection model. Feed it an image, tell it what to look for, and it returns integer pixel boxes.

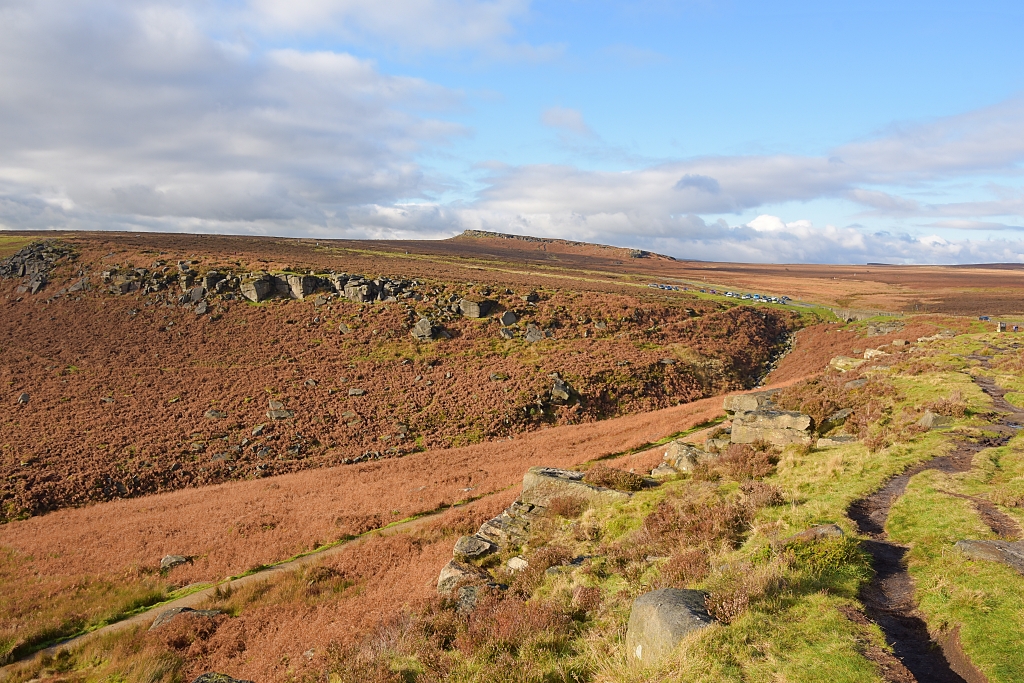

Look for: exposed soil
[939,491,1023,540]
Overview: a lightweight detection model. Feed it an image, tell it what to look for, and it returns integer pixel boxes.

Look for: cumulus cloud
[0,0,464,232]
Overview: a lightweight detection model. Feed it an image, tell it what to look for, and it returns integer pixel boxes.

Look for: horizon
[2,1,1024,264]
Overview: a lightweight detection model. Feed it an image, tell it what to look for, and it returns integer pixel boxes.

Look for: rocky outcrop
[411,317,438,341]
[955,539,1024,574]
[625,588,714,665]
[437,559,492,594]
[731,410,814,446]
[459,297,493,318]
[519,467,631,507]
[722,390,777,414]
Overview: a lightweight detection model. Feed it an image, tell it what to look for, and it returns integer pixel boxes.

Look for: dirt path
[847,369,1024,683]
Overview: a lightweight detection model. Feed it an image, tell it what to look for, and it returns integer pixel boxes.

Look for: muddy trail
[847,369,1024,683]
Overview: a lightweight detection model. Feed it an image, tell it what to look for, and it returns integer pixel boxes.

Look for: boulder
[829,356,866,372]
[731,410,814,446]
[499,310,517,326]
[520,467,631,507]
[550,377,572,403]
[816,435,858,448]
[476,501,544,546]
[160,554,190,571]
[459,298,493,318]
[651,463,677,478]
[437,559,490,595]
[662,441,708,472]
[507,556,529,572]
[344,280,378,303]
[453,535,495,561]
[150,606,222,630]
[287,274,319,299]
[411,317,437,341]
[782,523,845,545]
[191,674,255,683]
[625,589,714,665]
[722,390,777,414]
[955,540,1024,574]
[864,348,889,360]
[16,392,29,405]
[204,409,227,419]
[240,278,270,302]
[189,285,206,303]
[194,300,208,315]
[524,324,545,343]
[267,409,294,420]
[917,410,952,430]
[498,328,515,340]
[819,408,853,433]
[843,378,867,390]
[704,437,731,452]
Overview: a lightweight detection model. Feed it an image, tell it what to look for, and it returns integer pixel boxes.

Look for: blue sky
[2,0,1023,263]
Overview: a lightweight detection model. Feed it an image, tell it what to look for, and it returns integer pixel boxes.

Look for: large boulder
[520,467,631,507]
[662,441,709,472]
[286,274,320,299]
[411,317,437,341]
[722,390,777,414]
[459,297,493,318]
[240,276,272,302]
[453,535,495,561]
[344,280,379,303]
[625,589,714,665]
[955,540,1024,574]
[437,559,491,594]
[731,410,814,446]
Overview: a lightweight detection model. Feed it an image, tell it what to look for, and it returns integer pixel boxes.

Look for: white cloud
[541,107,595,137]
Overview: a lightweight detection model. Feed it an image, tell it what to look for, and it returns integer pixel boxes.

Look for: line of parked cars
[646,283,791,304]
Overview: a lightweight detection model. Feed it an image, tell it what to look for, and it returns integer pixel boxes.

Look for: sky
[2,0,1024,263]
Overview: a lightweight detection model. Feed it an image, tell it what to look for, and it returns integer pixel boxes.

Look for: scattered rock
[348,388,365,397]
[314,295,328,306]
[268,399,284,410]
[550,377,572,403]
[829,356,866,372]
[955,539,1024,574]
[436,559,491,595]
[337,322,351,334]
[204,409,227,419]
[891,339,908,346]
[625,588,714,665]
[499,310,517,326]
[411,317,437,341]
[844,379,867,390]
[160,554,191,571]
[267,409,294,420]
[194,300,208,315]
[16,392,29,405]
[150,607,222,630]
[864,348,889,360]
[782,523,845,545]
[453,535,496,561]
[190,674,255,683]
[498,328,515,340]
[651,463,677,478]
[305,378,318,387]
[917,410,952,430]
[816,435,858,448]
[524,324,545,343]
[459,297,493,318]
[507,556,529,572]
[520,467,631,507]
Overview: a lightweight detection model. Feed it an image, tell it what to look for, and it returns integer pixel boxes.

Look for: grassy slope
[8,329,1024,683]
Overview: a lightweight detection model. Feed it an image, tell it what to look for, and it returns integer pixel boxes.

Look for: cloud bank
[1,0,1024,263]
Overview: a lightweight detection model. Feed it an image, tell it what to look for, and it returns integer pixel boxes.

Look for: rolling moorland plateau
[1,230,1024,683]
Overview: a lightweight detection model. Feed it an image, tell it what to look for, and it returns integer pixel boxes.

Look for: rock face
[520,467,631,507]
[240,276,272,302]
[731,410,814,446]
[150,606,222,630]
[955,539,1024,574]
[625,589,714,665]
[459,297,493,318]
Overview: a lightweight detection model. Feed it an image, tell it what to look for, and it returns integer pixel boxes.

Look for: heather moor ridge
[1,230,1024,682]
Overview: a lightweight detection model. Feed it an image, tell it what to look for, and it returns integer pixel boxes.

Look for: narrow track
[848,368,1024,683]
